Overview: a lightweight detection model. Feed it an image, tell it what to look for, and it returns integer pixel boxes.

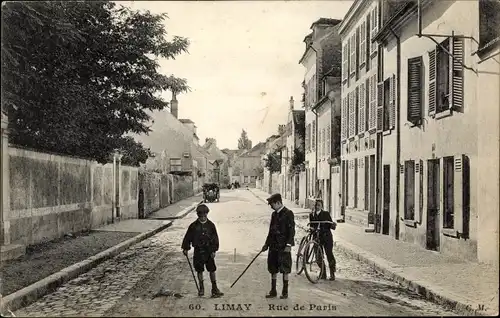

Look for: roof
[179,119,194,124]
[303,32,313,43]
[309,18,342,29]
[238,142,266,157]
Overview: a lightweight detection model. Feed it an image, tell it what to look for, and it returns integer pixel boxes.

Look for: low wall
[138,171,194,218]
[7,146,138,246]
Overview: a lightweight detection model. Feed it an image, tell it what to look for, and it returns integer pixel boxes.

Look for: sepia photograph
[1,0,499,317]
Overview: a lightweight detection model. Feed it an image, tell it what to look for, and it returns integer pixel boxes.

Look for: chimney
[289,96,294,111]
[170,92,178,118]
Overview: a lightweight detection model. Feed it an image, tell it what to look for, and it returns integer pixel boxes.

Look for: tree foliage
[237,129,252,150]
[291,148,305,167]
[1,1,190,165]
[263,149,281,174]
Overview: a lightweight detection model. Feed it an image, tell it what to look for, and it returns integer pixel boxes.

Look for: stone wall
[7,146,138,246]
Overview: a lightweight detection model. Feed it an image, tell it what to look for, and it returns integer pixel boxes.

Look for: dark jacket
[181,219,219,253]
[265,207,295,250]
[309,210,336,244]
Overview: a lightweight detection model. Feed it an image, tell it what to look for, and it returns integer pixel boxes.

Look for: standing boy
[182,204,224,298]
[261,193,295,299]
[309,199,337,280]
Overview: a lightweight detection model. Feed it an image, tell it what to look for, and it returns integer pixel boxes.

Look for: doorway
[426,159,440,251]
[382,165,390,235]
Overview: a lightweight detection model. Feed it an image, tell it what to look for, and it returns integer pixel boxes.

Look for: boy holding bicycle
[309,199,337,280]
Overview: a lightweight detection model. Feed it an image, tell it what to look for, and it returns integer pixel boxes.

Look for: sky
[120,0,353,150]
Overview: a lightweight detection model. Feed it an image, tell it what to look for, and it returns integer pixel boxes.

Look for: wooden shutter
[355,87,359,135]
[359,21,366,66]
[415,160,423,223]
[371,7,378,55]
[376,82,384,131]
[450,37,464,112]
[341,98,346,140]
[358,83,366,134]
[369,75,377,130]
[350,35,356,75]
[349,92,354,137]
[407,56,423,125]
[342,44,348,81]
[428,49,437,116]
[454,154,465,235]
[389,74,396,129]
[365,78,370,130]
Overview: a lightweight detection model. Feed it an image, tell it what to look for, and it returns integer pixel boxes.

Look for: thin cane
[185,254,200,292]
[230,250,263,288]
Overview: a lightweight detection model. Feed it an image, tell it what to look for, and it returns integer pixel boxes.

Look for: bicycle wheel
[303,240,325,284]
[295,236,308,275]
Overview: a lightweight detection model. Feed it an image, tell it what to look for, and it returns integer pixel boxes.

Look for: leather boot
[198,280,204,297]
[329,267,336,281]
[211,281,224,298]
[265,279,277,298]
[280,280,288,299]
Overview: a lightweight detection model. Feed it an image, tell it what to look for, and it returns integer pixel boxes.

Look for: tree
[2,1,190,165]
[263,150,281,174]
[237,129,252,150]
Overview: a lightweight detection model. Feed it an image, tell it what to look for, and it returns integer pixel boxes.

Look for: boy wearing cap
[261,193,295,299]
[182,204,224,298]
[310,199,337,280]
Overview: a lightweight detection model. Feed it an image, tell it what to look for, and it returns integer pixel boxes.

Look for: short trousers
[267,249,292,274]
[193,250,217,273]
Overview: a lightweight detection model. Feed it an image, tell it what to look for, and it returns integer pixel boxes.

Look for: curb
[333,240,496,316]
[1,221,174,313]
[148,200,203,220]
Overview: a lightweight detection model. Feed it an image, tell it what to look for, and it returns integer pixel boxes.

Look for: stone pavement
[148,194,203,219]
[249,188,499,316]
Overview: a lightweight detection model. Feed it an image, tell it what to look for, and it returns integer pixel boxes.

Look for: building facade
[373,0,499,263]
[339,0,380,229]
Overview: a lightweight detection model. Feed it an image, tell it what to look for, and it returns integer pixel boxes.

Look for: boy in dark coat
[261,193,295,299]
[309,199,337,280]
[182,204,224,298]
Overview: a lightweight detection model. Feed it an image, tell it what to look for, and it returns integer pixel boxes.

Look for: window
[350,34,356,75]
[342,43,349,81]
[404,160,415,220]
[407,56,423,125]
[359,20,367,66]
[358,82,366,135]
[383,79,390,131]
[356,26,360,74]
[305,123,310,152]
[443,157,454,229]
[369,75,377,130]
[428,37,464,116]
[370,6,378,55]
[341,97,348,140]
[349,91,355,138]
[366,14,371,70]
[244,176,249,183]
[251,176,256,182]
[170,158,182,172]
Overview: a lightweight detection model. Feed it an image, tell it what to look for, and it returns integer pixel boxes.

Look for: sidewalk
[148,194,202,219]
[0,195,202,309]
[249,188,499,316]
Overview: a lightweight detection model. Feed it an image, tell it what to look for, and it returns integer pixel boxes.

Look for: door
[370,155,376,217]
[426,159,440,251]
[382,165,390,235]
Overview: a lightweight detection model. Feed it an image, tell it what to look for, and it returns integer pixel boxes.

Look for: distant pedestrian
[261,193,295,299]
[182,204,224,298]
[310,199,337,280]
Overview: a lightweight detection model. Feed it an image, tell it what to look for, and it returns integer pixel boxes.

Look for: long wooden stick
[230,250,263,288]
[185,254,200,292]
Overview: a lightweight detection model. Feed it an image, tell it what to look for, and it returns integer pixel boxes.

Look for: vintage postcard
[1,0,499,317]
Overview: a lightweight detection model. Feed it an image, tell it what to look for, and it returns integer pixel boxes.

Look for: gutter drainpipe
[389,26,401,240]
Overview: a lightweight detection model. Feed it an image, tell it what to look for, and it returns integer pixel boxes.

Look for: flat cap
[266,193,282,204]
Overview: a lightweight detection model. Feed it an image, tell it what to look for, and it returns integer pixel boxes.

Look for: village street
[15,189,457,317]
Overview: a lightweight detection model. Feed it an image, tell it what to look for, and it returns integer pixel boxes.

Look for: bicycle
[295,221,335,284]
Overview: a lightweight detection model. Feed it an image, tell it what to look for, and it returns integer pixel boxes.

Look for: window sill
[435,109,452,120]
[402,219,417,228]
[406,121,422,128]
[442,228,459,238]
[382,129,392,136]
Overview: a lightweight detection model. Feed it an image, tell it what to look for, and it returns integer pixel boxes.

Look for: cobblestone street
[15,189,459,317]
